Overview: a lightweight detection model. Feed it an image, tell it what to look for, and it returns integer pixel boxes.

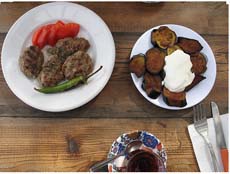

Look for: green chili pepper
[34,66,103,94]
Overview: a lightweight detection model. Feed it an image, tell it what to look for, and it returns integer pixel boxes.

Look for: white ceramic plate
[1,2,115,112]
[130,24,216,110]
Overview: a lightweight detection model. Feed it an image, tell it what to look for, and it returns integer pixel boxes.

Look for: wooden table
[0,2,228,172]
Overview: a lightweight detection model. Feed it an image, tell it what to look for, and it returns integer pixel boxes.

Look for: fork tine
[194,104,200,122]
[198,104,202,121]
[202,103,207,120]
[199,104,203,121]
[200,103,204,120]
[195,104,199,121]
[195,105,198,122]
[197,103,207,121]
[193,106,197,122]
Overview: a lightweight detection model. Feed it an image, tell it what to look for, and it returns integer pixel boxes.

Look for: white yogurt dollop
[163,50,195,92]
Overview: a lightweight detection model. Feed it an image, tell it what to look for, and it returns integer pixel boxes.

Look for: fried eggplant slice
[162,87,187,107]
[129,54,146,77]
[190,52,207,74]
[185,75,206,91]
[146,48,165,74]
[177,37,203,54]
[151,26,177,49]
[159,69,166,80]
[142,73,162,99]
[167,45,182,55]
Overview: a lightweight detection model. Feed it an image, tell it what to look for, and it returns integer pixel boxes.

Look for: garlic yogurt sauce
[163,50,195,92]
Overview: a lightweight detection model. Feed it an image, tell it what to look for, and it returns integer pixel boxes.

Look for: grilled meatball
[38,55,64,87]
[19,46,44,78]
[62,51,93,80]
[48,37,90,62]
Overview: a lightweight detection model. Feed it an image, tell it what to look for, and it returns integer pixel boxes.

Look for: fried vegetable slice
[185,75,206,91]
[146,48,165,74]
[142,73,162,99]
[177,37,203,54]
[159,69,166,80]
[162,87,187,107]
[129,54,146,77]
[151,26,177,49]
[190,52,207,74]
[167,45,182,55]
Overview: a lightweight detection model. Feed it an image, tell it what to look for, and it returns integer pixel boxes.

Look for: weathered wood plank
[0,2,228,35]
[0,79,227,118]
[0,117,198,172]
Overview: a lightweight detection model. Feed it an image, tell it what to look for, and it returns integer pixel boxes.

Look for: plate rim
[130,24,216,110]
[1,2,115,112]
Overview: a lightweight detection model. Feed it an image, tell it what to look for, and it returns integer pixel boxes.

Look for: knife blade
[211,102,229,172]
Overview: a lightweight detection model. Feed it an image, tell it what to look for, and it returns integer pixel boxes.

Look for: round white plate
[130,24,216,110]
[1,2,115,112]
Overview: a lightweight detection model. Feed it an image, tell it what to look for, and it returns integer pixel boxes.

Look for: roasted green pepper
[35,66,102,94]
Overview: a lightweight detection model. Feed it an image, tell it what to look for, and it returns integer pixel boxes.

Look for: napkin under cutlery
[188,114,229,172]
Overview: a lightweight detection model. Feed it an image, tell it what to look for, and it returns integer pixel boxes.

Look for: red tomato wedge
[32,27,43,46]
[56,20,65,26]
[32,24,53,47]
[32,20,80,48]
[56,23,80,40]
[36,26,50,49]
[47,27,57,46]
[47,22,63,46]
[65,23,80,37]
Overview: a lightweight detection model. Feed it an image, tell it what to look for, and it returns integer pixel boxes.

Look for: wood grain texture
[0,2,228,35]
[0,2,228,172]
[0,117,198,172]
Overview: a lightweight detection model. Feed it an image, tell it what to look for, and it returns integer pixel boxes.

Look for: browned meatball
[38,55,64,87]
[19,46,44,78]
[48,37,90,62]
[62,51,93,80]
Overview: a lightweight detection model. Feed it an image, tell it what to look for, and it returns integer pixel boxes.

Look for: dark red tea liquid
[127,150,159,172]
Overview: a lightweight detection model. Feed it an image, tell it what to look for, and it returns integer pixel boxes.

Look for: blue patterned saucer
[107,130,167,172]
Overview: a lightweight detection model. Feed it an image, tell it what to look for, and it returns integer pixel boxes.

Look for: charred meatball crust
[19,46,44,78]
[38,55,64,87]
[62,51,93,80]
[48,37,90,62]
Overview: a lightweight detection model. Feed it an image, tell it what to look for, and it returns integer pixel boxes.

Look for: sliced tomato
[47,25,59,46]
[47,27,57,46]
[36,26,50,48]
[45,24,54,30]
[47,21,64,46]
[56,23,80,40]
[32,20,80,48]
[32,27,43,45]
[56,20,65,26]
[32,25,53,47]
[55,25,69,40]
[65,23,80,37]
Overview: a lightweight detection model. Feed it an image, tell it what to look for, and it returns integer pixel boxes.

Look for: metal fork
[193,104,220,172]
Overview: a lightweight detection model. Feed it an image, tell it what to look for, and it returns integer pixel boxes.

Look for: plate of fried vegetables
[1,2,115,112]
[129,24,216,110]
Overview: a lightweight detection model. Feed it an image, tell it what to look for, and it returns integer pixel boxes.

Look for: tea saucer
[107,131,167,172]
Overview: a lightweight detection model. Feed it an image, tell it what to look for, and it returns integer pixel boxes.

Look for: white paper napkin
[188,114,229,172]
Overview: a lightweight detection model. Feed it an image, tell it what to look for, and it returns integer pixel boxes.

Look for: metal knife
[211,102,229,172]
